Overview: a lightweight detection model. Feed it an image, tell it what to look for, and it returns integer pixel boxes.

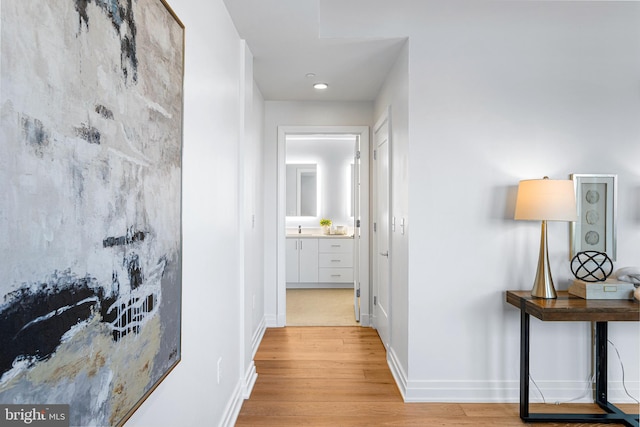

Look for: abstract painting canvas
[0,1,183,425]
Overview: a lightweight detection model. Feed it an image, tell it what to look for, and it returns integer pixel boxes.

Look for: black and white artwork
[570,174,617,261]
[0,0,184,425]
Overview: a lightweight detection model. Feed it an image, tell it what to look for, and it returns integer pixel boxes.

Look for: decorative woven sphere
[571,251,613,282]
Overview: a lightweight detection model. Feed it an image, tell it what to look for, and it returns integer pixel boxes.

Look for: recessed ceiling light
[305,73,316,78]
[313,83,328,90]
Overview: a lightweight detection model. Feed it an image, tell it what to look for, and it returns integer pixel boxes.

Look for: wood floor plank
[256,367,368,380]
[238,402,467,417]
[237,326,638,426]
[255,359,389,371]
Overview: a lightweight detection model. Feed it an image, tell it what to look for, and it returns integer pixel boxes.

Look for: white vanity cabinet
[286,236,354,287]
[286,238,319,283]
[318,239,353,283]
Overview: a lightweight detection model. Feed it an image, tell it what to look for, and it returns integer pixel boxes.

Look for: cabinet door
[285,238,299,282]
[298,238,319,282]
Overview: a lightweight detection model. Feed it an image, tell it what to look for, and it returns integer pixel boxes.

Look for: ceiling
[222,0,406,102]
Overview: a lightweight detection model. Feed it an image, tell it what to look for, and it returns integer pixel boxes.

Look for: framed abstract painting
[0,1,184,426]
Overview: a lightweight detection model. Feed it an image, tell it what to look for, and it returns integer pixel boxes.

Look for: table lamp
[514,177,578,298]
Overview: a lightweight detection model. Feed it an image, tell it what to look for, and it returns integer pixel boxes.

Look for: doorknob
[379,251,389,257]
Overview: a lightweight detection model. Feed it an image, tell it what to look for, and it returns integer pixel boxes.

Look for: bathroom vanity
[286,235,354,288]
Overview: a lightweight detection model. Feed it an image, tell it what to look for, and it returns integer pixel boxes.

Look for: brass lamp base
[531,220,557,299]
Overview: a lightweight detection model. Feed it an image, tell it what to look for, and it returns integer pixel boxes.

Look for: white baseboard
[605,382,640,403]
[384,343,639,404]
[402,379,639,404]
[404,379,520,402]
[251,317,267,358]
[242,362,258,399]
[387,347,408,399]
[243,316,266,398]
[264,313,278,327]
[218,381,244,427]
[222,317,267,426]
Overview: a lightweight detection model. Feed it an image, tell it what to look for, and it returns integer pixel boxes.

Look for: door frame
[276,125,370,327]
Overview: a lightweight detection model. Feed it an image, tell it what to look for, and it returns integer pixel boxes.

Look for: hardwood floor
[236,326,638,426]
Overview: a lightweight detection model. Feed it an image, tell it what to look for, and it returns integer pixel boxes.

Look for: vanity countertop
[286,233,353,239]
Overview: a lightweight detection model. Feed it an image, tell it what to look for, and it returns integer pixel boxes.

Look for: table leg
[520,302,530,419]
[595,321,608,405]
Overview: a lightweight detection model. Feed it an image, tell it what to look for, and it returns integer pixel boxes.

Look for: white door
[373,113,390,348]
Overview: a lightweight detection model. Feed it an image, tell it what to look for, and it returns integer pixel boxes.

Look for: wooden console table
[506,290,639,426]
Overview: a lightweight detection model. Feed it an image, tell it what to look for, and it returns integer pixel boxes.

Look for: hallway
[236,326,401,426]
[236,327,636,426]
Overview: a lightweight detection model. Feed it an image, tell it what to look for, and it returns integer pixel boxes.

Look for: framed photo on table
[570,174,617,261]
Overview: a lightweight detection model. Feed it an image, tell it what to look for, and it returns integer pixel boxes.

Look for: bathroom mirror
[286,164,317,217]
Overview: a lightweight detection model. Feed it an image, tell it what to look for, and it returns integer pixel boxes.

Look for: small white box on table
[568,279,635,300]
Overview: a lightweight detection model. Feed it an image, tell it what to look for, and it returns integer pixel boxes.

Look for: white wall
[323,0,640,403]
[263,102,374,324]
[405,0,639,403]
[127,0,265,425]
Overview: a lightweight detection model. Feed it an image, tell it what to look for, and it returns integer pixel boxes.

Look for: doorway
[276,126,370,327]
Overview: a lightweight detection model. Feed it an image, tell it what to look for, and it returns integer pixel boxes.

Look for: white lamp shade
[514,178,578,222]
